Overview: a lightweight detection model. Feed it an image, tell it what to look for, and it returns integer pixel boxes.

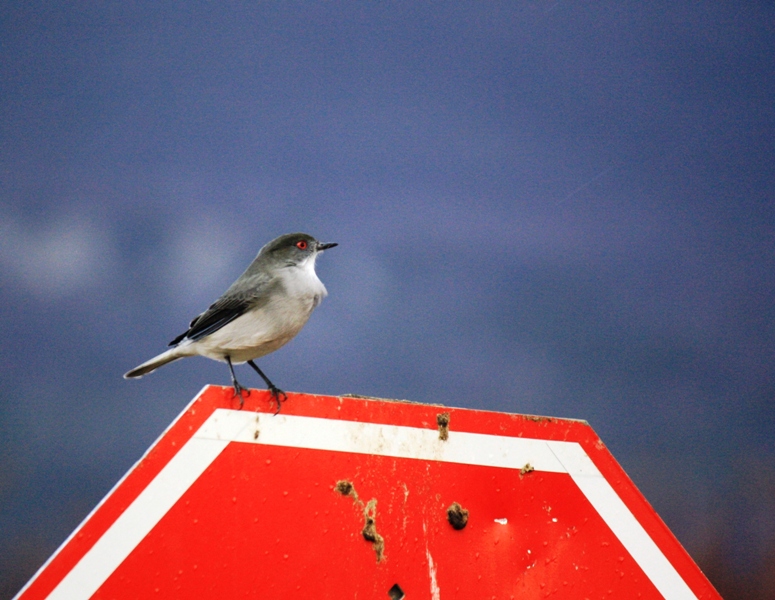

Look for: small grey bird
[125,232,337,409]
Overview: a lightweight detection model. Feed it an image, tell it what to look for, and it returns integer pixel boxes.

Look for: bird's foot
[226,355,250,409]
[232,381,250,409]
[245,360,285,413]
[269,385,287,414]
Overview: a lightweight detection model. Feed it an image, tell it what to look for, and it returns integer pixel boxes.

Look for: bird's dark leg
[226,356,249,409]
[247,360,287,413]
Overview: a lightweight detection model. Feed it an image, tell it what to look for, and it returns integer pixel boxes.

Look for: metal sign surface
[16,386,720,599]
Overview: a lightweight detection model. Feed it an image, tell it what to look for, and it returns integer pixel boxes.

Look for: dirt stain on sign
[436,412,450,441]
[335,480,385,562]
[446,502,469,530]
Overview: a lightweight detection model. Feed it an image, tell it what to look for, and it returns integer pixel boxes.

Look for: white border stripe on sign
[46,438,229,600]
[13,386,212,600]
[44,410,696,600]
[547,442,695,599]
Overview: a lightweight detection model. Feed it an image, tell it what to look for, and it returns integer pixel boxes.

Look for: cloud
[0,212,113,297]
[160,215,244,312]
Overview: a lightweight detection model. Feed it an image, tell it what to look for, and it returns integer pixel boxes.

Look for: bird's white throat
[281,253,328,301]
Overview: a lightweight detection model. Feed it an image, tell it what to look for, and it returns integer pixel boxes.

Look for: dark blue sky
[2,3,774,597]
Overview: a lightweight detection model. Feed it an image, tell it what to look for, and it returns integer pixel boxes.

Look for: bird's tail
[124,349,183,379]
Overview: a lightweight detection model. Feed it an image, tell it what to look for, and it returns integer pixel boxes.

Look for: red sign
[16,386,719,599]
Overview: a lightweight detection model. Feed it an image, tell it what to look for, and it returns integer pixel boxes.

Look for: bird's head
[259,233,338,267]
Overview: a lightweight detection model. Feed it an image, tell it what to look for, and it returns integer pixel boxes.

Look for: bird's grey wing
[168,276,276,346]
[168,296,250,346]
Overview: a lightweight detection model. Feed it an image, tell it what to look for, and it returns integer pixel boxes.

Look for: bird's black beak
[317,242,338,251]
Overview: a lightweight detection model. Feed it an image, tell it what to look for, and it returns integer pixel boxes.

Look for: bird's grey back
[169,266,279,346]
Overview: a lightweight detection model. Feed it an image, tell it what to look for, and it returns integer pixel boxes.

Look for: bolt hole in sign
[16,386,720,599]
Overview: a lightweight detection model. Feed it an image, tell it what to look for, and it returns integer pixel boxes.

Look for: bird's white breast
[280,254,328,304]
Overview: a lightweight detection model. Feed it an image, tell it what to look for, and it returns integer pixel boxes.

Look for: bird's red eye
[296,240,308,250]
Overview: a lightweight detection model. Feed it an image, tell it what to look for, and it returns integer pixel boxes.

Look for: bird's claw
[232,382,250,409]
[269,386,287,414]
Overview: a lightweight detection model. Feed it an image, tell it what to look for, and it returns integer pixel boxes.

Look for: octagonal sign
[16,386,719,599]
